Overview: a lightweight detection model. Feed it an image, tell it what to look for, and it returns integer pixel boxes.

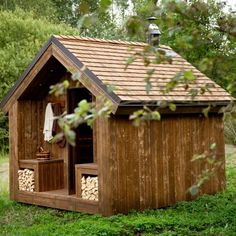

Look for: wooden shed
[0,35,232,216]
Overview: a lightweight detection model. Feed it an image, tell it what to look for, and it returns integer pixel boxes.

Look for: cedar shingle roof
[55,35,231,104]
[0,35,232,113]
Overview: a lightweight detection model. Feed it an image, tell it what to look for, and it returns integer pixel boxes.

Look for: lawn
[0,146,235,236]
[0,152,8,195]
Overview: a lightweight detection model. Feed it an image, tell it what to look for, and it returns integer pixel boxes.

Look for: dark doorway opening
[67,87,93,194]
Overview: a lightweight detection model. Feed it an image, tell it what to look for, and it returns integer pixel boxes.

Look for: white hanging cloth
[43,103,54,142]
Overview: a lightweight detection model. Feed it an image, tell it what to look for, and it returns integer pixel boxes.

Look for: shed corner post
[96,117,114,216]
[8,101,20,201]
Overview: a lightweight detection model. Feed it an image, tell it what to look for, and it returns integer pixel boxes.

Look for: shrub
[0,8,79,151]
[224,115,236,145]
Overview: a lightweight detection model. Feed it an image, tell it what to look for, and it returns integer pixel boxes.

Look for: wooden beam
[116,105,223,115]
[9,102,19,200]
[16,191,99,214]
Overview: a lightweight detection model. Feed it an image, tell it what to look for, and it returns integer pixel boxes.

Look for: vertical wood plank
[97,117,113,216]
[138,123,146,210]
[109,118,119,213]
[9,102,19,200]
[18,101,24,161]
[118,118,127,212]
[24,101,32,159]
[168,117,175,205]
[162,117,169,206]
[155,119,164,207]
[191,114,201,200]
[211,114,225,193]
[130,122,140,210]
[31,101,38,159]
[125,118,140,211]
[173,115,183,201]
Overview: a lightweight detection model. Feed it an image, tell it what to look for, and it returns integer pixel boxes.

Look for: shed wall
[17,95,68,190]
[97,113,225,215]
[18,99,67,161]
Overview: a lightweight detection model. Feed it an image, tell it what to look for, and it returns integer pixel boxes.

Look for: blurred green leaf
[168,103,176,111]
[184,71,196,81]
[152,111,161,120]
[100,0,112,11]
[202,106,211,118]
[125,56,135,69]
[145,81,152,94]
[189,185,199,196]
[210,143,217,150]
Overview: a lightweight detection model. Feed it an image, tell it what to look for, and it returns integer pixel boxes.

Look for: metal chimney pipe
[147,17,161,47]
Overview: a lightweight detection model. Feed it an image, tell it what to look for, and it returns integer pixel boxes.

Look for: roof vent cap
[147,17,161,47]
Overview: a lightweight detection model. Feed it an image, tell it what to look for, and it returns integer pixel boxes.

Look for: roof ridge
[53,35,170,49]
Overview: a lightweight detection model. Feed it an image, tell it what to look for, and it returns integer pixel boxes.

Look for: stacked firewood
[18,169,35,192]
[81,176,98,201]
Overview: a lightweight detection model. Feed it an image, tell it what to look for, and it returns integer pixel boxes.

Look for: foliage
[0,112,8,151]
[126,0,236,93]
[0,0,58,20]
[225,114,236,145]
[0,0,123,39]
[0,151,235,235]
[74,0,123,40]
[159,0,236,93]
[54,97,113,146]
[0,151,8,164]
[0,152,8,196]
[189,143,222,196]
[221,102,236,145]
[130,106,161,126]
[0,9,79,150]
[0,9,79,101]
[50,73,113,146]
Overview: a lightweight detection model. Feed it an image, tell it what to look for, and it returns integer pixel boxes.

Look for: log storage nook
[0,35,232,216]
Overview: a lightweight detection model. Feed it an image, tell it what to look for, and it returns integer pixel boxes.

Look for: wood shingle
[56,35,231,104]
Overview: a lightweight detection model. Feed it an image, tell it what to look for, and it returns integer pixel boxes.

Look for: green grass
[0,150,235,236]
[0,152,8,164]
[0,152,8,195]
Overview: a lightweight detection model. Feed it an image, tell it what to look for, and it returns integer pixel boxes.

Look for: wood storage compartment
[18,169,35,192]
[75,163,98,201]
[19,159,64,192]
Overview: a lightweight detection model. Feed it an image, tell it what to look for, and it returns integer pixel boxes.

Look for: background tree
[0,0,236,149]
[126,0,236,92]
[0,8,80,150]
[0,0,58,20]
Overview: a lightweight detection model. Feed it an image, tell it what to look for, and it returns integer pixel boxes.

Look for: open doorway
[67,87,93,194]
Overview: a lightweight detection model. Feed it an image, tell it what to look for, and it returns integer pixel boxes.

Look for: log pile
[18,169,35,192]
[81,176,98,201]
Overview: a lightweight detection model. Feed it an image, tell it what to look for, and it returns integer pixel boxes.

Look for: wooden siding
[18,99,67,157]
[97,113,225,215]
